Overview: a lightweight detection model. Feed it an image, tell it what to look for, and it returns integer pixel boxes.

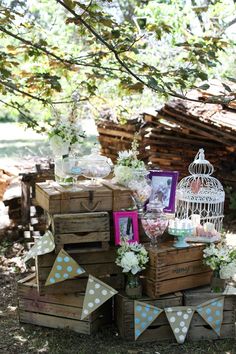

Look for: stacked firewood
[97,98,236,179]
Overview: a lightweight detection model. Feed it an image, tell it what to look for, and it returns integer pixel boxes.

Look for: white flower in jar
[120,251,141,274]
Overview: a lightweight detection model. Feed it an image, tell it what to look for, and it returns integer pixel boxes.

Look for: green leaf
[198,72,208,81]
[198,84,210,90]
[222,83,232,92]
[63,0,76,9]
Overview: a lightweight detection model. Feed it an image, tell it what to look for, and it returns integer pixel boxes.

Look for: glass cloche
[79,147,113,185]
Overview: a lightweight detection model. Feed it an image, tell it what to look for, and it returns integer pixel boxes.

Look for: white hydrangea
[49,135,70,156]
[113,165,135,186]
[120,251,141,274]
[220,262,236,280]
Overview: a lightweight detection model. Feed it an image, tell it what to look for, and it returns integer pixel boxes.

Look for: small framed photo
[148,170,179,213]
[113,211,139,245]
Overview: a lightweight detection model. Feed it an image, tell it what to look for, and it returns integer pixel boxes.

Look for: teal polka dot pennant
[45,249,85,286]
[134,301,163,340]
[24,230,55,263]
[165,306,194,344]
[196,297,224,336]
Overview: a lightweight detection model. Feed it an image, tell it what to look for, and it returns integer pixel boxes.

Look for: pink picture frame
[113,211,139,245]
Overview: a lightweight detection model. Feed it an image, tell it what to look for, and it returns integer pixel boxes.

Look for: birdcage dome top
[177,149,225,203]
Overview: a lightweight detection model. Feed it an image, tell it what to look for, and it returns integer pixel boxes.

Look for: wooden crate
[143,241,212,298]
[184,286,235,341]
[101,181,134,211]
[36,248,124,295]
[35,181,113,214]
[51,211,110,253]
[114,291,182,341]
[18,274,112,334]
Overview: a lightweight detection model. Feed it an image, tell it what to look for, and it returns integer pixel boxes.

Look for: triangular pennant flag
[24,230,55,262]
[134,301,163,340]
[45,249,85,286]
[196,297,224,336]
[165,306,194,343]
[81,275,118,320]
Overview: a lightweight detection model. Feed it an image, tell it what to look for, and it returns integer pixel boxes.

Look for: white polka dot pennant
[165,306,194,344]
[196,297,224,336]
[134,301,163,340]
[24,230,55,263]
[81,275,118,320]
[45,249,85,286]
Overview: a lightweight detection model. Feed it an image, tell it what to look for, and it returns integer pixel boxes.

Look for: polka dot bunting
[165,306,194,344]
[24,231,55,263]
[134,301,163,340]
[45,249,85,286]
[196,297,224,336]
[81,275,118,320]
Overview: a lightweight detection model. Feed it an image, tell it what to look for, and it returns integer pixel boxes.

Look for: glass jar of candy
[141,200,168,247]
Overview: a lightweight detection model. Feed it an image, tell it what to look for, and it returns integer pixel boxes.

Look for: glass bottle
[141,200,168,247]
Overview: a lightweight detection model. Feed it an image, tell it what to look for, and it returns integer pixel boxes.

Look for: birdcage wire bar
[176,149,225,232]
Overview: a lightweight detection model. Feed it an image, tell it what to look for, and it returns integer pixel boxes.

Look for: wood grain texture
[114,292,182,341]
[35,182,113,214]
[143,272,212,298]
[143,241,212,298]
[18,275,112,334]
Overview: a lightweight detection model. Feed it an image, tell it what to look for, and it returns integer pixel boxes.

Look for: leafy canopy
[0,0,235,130]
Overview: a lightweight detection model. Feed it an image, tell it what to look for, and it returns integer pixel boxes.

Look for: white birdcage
[176,148,225,232]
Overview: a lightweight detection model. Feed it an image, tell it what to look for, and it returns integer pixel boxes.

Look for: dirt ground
[0,240,236,354]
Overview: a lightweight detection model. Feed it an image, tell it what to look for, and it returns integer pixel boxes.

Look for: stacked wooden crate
[18,179,134,334]
[142,242,212,298]
[115,291,182,342]
[184,286,236,341]
[18,179,235,342]
[18,274,112,334]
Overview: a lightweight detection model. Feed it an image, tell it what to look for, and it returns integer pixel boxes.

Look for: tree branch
[0,79,47,102]
[0,25,121,72]
[0,98,49,130]
[55,0,214,104]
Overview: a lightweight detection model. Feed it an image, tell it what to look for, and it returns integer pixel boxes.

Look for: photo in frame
[113,211,139,245]
[148,170,179,213]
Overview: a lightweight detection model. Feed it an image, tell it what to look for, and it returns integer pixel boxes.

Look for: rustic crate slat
[36,182,113,214]
[36,248,124,295]
[52,212,110,234]
[144,259,210,281]
[143,272,212,298]
[37,274,124,295]
[143,241,212,298]
[187,323,235,341]
[115,291,182,342]
[101,181,134,211]
[18,275,112,335]
[37,262,121,281]
[37,249,117,267]
[184,286,236,340]
[50,211,111,252]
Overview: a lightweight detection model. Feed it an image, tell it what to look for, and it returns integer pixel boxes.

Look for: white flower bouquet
[203,243,236,279]
[49,119,85,157]
[49,91,86,157]
[114,135,147,187]
[116,239,149,275]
